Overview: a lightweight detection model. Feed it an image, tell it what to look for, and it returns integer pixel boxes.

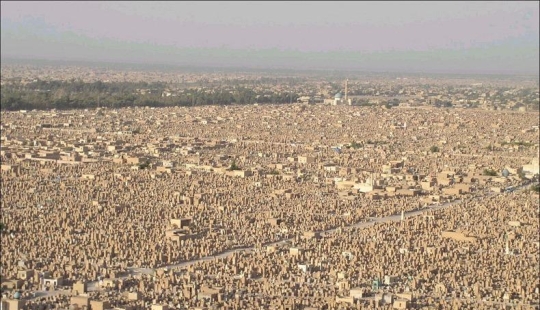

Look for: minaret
[401,210,405,221]
[345,79,349,104]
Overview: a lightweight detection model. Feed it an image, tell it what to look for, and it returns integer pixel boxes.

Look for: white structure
[354,173,376,193]
[522,151,539,178]
[328,80,353,105]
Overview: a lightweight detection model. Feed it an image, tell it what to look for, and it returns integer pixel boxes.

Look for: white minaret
[401,210,405,221]
[505,240,510,255]
[345,79,350,105]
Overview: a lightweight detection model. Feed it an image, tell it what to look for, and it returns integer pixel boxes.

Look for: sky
[1,1,539,74]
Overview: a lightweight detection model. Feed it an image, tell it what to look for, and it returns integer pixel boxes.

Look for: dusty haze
[1,1,539,75]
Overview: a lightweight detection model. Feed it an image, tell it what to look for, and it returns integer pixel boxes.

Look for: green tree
[350,141,363,149]
[139,161,150,170]
[229,161,241,171]
[430,146,440,153]
[483,169,497,176]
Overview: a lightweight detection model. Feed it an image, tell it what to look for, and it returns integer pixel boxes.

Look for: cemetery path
[449,153,532,160]
[29,182,534,300]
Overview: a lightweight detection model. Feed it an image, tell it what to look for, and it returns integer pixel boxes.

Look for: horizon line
[2,56,539,78]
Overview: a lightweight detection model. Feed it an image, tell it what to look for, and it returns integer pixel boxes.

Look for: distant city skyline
[1,1,539,75]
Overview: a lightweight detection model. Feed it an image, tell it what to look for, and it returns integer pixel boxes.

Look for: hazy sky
[1,1,539,74]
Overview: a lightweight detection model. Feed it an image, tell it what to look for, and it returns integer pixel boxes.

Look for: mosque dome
[334,92,342,99]
[13,291,21,299]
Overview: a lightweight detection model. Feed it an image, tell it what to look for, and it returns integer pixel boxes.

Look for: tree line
[0,80,299,110]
